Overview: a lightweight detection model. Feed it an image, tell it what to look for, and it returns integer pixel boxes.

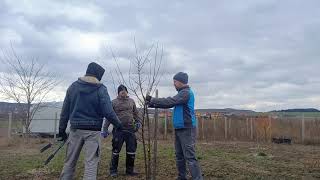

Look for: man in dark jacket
[59,62,122,180]
[102,84,141,177]
[146,72,203,180]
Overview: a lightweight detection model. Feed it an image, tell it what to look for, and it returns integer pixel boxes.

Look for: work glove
[145,95,152,102]
[134,121,142,132]
[58,129,68,142]
[100,131,109,138]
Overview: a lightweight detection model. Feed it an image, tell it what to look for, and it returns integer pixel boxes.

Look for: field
[0,112,320,179]
[1,137,320,180]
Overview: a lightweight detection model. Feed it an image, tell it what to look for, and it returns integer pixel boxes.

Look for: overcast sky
[0,0,319,112]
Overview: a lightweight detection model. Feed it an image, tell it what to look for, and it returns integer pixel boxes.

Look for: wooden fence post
[201,118,205,140]
[301,113,305,144]
[250,118,254,141]
[224,116,228,140]
[8,112,12,139]
[54,112,58,140]
[213,117,216,142]
[269,115,272,143]
[196,116,199,139]
[164,110,167,140]
[228,118,232,140]
[246,118,249,138]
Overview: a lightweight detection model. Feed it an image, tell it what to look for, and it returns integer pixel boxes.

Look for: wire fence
[148,113,320,144]
[2,112,320,144]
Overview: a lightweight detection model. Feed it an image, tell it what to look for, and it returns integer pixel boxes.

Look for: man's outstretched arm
[148,89,190,109]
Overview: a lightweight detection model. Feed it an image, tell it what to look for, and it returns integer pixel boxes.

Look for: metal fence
[2,112,59,139]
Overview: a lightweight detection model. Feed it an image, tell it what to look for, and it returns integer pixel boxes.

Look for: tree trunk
[146,107,152,179]
[142,104,148,179]
[152,90,159,180]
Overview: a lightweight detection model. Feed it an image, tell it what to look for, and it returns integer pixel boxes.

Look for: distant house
[29,102,65,134]
[28,102,113,134]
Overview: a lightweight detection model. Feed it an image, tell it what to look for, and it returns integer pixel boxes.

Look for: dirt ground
[0,137,320,180]
[0,127,8,138]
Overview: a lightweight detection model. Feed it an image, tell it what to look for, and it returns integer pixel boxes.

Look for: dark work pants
[175,128,203,180]
[110,129,137,174]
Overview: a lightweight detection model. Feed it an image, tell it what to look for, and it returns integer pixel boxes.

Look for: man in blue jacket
[58,62,123,180]
[146,72,203,180]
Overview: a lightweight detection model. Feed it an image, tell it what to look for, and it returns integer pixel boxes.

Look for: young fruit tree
[107,41,164,180]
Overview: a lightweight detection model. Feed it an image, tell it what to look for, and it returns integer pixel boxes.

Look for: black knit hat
[173,72,188,84]
[118,84,128,94]
[85,62,105,81]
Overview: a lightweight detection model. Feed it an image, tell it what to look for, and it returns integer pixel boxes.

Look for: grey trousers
[175,128,203,180]
[60,129,101,180]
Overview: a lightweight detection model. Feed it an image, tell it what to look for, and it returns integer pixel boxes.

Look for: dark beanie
[118,84,128,94]
[85,62,105,81]
[173,72,188,84]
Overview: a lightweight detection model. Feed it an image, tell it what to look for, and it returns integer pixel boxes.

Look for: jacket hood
[85,62,105,81]
[76,76,102,94]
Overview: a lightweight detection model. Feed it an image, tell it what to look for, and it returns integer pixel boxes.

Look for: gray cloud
[0,0,320,111]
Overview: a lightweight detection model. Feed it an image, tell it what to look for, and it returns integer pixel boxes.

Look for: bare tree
[107,40,164,180]
[0,46,60,137]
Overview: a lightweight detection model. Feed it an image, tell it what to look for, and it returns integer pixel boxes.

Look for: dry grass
[0,137,320,180]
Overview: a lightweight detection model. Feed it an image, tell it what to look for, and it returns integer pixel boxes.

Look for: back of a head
[86,62,105,81]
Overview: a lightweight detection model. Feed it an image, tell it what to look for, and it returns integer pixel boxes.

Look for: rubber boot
[126,153,138,176]
[110,153,119,177]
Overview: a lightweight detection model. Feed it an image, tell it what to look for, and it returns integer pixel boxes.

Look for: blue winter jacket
[59,76,122,132]
[150,86,197,129]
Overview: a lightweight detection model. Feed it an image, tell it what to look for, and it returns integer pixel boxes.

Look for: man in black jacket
[59,62,122,180]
